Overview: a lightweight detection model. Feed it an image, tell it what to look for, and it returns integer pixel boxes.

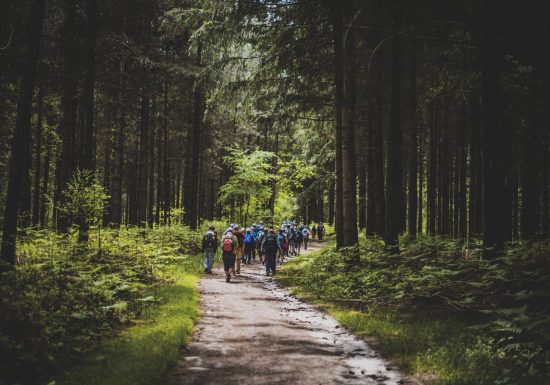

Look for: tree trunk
[78,0,98,242]
[328,175,335,226]
[137,87,150,227]
[385,4,403,253]
[417,125,424,234]
[163,67,171,225]
[365,110,376,236]
[32,61,44,226]
[331,0,344,248]
[1,0,45,267]
[458,102,467,239]
[147,98,156,229]
[406,25,417,238]
[41,132,51,227]
[468,99,482,237]
[427,101,438,235]
[341,1,359,247]
[480,0,512,256]
[110,59,125,226]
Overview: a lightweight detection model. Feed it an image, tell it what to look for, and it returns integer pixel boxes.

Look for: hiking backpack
[203,231,217,249]
[277,234,285,246]
[245,232,255,244]
[263,234,278,253]
[222,237,234,253]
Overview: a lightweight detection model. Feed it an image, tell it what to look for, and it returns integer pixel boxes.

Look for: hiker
[295,226,304,256]
[256,227,266,263]
[262,229,281,276]
[311,224,317,239]
[221,231,239,282]
[317,222,325,241]
[302,225,311,250]
[276,230,287,264]
[289,226,297,256]
[243,227,256,264]
[233,226,244,275]
[201,225,218,274]
[224,223,235,235]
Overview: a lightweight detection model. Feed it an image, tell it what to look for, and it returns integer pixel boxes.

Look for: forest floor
[165,241,417,385]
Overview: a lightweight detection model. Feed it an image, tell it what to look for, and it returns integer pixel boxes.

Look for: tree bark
[32,61,44,226]
[331,0,345,248]
[110,59,125,226]
[480,0,512,256]
[341,1,359,247]
[78,0,98,242]
[406,21,417,238]
[428,101,438,234]
[1,0,45,266]
[385,3,404,252]
[137,86,150,227]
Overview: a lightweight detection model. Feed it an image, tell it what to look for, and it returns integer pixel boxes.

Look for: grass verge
[58,266,200,385]
[278,242,549,385]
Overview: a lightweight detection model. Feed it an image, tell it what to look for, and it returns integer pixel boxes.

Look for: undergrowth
[0,225,203,385]
[279,235,550,385]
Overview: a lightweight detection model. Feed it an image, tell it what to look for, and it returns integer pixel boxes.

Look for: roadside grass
[58,265,200,385]
[278,240,548,385]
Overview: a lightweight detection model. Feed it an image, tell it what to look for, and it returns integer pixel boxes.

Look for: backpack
[263,234,278,253]
[203,231,217,249]
[245,232,255,244]
[296,231,303,242]
[277,234,285,246]
[222,237,234,253]
[302,228,310,238]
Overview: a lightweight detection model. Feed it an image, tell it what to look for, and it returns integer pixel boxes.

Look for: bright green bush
[0,225,202,384]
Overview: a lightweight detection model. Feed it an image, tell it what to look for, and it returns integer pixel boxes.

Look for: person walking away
[202,225,218,274]
[317,222,325,241]
[243,227,256,264]
[289,226,297,256]
[311,224,317,239]
[295,227,304,256]
[256,228,266,263]
[233,226,244,275]
[277,230,286,264]
[302,226,311,250]
[221,231,239,282]
[262,229,281,276]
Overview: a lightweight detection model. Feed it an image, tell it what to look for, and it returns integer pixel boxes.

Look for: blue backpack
[277,234,285,246]
[245,232,255,244]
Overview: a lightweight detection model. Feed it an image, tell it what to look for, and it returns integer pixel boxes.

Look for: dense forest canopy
[2,0,550,384]
[1,0,550,257]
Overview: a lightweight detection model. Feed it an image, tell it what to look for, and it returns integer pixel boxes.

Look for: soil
[165,242,418,385]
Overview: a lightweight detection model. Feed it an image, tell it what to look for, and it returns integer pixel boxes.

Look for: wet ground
[165,242,418,385]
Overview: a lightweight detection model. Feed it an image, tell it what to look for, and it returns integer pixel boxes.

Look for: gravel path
[165,242,416,385]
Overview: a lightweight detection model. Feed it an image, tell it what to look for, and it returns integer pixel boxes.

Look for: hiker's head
[269,229,275,235]
[209,225,215,231]
[226,231,233,237]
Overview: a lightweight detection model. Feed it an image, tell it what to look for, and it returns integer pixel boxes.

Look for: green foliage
[218,148,275,224]
[279,237,550,385]
[60,169,109,229]
[58,269,199,385]
[0,225,202,384]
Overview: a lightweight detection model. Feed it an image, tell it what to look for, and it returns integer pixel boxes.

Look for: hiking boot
[266,272,270,276]
[204,268,208,273]
[226,274,230,282]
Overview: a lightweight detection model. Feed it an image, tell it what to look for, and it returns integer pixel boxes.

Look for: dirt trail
[166,242,416,385]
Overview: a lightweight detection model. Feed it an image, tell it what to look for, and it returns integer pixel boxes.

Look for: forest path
[165,241,413,385]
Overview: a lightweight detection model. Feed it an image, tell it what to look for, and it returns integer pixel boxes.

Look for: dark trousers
[265,253,277,274]
[244,243,254,263]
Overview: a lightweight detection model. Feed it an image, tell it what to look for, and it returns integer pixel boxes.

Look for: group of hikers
[201,221,325,282]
